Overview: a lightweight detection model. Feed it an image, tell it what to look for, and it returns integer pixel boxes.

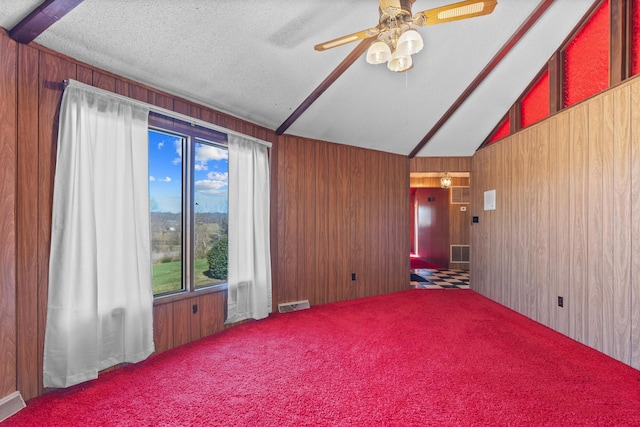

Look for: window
[487,116,510,145]
[562,0,610,108]
[148,117,229,296]
[520,70,549,129]
[632,0,640,76]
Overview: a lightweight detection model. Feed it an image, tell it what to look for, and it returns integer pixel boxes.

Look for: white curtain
[226,135,272,323]
[43,84,155,388]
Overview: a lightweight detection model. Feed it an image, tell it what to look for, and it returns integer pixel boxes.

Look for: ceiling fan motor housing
[379,0,415,24]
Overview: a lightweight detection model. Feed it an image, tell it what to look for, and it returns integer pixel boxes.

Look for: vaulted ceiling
[0,0,597,156]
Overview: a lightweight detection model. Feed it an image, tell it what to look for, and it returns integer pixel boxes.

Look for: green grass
[152,258,225,295]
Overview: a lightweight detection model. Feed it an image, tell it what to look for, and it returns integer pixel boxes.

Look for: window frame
[149,113,230,304]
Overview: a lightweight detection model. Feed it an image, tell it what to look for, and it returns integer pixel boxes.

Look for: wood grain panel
[569,104,589,343]
[512,131,530,315]
[314,140,329,305]
[410,156,472,173]
[449,201,470,245]
[172,298,192,348]
[481,146,493,297]
[37,51,77,395]
[349,146,366,300]
[173,99,191,116]
[153,304,173,353]
[0,30,17,399]
[601,91,616,357]
[612,85,631,363]
[334,142,350,301]
[129,84,150,104]
[189,297,201,342]
[497,139,512,306]
[148,91,173,110]
[394,153,407,289]
[364,150,382,297]
[199,291,226,338]
[534,122,551,326]
[630,79,640,369]
[76,65,92,85]
[554,112,570,336]
[280,136,300,304]
[292,138,307,302]
[524,128,537,319]
[396,154,410,290]
[473,147,490,297]
[303,138,318,304]
[469,151,480,292]
[547,117,559,330]
[587,95,604,352]
[486,144,498,301]
[16,42,40,401]
[115,79,129,97]
[92,71,115,92]
[409,176,469,188]
[379,154,391,295]
[470,156,479,290]
[326,141,340,302]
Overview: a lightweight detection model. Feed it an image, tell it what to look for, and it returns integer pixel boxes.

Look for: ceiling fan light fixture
[366,41,392,64]
[387,51,412,72]
[396,29,424,57]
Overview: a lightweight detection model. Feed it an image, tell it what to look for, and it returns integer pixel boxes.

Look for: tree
[207,235,228,279]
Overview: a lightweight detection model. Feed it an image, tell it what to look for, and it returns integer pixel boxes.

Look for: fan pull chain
[405,70,409,126]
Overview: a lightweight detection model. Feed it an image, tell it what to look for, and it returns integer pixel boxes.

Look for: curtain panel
[226,135,272,323]
[43,84,155,388]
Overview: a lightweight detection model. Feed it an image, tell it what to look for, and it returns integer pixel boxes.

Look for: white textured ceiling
[0,0,596,156]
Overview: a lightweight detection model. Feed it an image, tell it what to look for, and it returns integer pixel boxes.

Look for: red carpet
[4,290,640,426]
[409,257,443,269]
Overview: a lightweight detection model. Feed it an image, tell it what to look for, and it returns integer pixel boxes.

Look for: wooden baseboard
[0,391,26,422]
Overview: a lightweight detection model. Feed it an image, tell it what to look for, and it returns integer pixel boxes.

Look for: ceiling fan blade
[413,0,498,27]
[314,27,379,51]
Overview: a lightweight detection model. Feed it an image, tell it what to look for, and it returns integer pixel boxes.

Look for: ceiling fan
[314,0,498,72]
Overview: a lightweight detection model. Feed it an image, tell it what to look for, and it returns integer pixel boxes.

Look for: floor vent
[0,391,26,422]
[278,300,310,313]
[450,245,470,263]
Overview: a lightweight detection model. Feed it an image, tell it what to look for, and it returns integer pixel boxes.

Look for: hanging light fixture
[365,21,424,73]
[440,172,452,189]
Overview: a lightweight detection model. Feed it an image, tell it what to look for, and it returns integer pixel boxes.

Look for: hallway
[410,269,470,289]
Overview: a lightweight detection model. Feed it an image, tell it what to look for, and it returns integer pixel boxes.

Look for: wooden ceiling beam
[9,0,84,44]
[276,38,374,136]
[408,0,555,158]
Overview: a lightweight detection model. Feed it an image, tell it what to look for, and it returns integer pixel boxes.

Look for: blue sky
[148,129,228,214]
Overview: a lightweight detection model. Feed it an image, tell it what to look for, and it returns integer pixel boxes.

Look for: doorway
[411,187,450,268]
[410,172,470,271]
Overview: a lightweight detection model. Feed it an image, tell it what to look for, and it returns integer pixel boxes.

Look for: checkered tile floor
[410,268,470,289]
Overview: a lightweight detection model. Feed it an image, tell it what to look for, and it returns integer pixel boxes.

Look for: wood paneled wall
[410,156,471,173]
[7,34,275,400]
[409,176,469,188]
[274,135,410,306]
[0,29,412,401]
[0,30,17,400]
[471,75,640,370]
